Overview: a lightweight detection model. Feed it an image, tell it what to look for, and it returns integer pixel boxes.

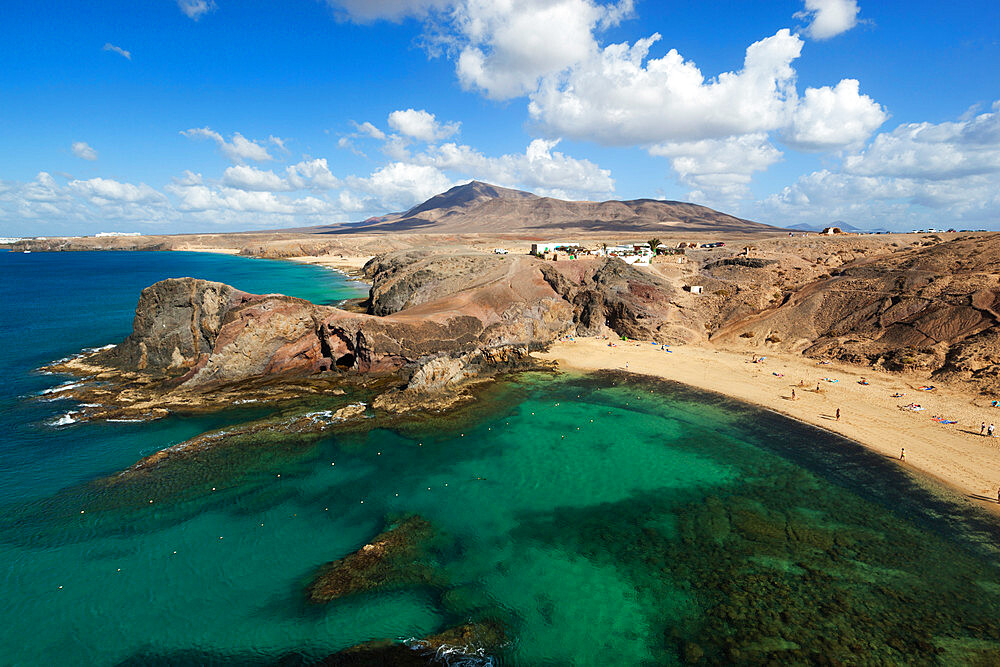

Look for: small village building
[531,242,580,255]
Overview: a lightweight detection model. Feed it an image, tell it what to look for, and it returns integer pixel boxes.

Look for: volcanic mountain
[305,181,783,235]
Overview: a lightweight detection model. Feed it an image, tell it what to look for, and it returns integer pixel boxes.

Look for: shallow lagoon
[2,251,1000,665]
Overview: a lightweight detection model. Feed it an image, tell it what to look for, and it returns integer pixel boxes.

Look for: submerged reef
[514,483,1000,664]
[309,621,506,666]
[307,515,438,603]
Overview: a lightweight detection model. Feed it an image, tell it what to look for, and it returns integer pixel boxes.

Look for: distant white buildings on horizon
[94,231,142,237]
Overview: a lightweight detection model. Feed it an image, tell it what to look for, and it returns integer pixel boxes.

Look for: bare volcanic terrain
[298,181,780,235]
[711,234,1000,393]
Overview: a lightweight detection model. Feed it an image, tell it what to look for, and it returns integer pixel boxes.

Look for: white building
[531,242,580,255]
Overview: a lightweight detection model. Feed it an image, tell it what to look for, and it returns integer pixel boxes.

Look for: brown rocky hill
[710,235,1000,393]
[56,250,702,419]
[305,180,782,235]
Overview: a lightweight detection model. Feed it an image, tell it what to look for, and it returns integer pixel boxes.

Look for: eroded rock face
[540,257,685,340]
[98,278,244,374]
[711,235,1000,392]
[365,251,510,316]
[79,252,574,391]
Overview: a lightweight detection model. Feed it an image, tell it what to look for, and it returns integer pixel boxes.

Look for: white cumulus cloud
[783,79,887,151]
[451,0,634,100]
[387,109,460,142]
[347,162,457,211]
[529,30,805,146]
[180,128,280,163]
[650,134,783,206]
[71,142,98,161]
[69,178,166,204]
[178,0,216,21]
[760,101,1000,229]
[419,138,614,199]
[795,0,861,40]
[102,43,131,60]
[355,121,387,140]
[323,2,884,205]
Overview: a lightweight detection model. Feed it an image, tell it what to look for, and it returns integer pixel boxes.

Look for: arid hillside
[300,180,783,235]
[706,234,1000,393]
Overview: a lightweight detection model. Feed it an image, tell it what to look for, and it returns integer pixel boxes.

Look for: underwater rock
[307,515,436,603]
[112,403,367,479]
[311,621,505,666]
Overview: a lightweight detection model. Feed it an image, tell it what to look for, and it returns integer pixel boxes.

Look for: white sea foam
[106,418,144,423]
[402,639,496,667]
[234,398,259,404]
[40,381,84,395]
[50,411,80,426]
[303,402,367,424]
[47,343,115,367]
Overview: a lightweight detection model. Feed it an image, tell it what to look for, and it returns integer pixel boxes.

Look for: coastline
[536,337,1000,514]
[283,254,372,278]
[170,246,373,279]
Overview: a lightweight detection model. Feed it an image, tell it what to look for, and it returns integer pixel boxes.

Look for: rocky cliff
[711,235,1000,393]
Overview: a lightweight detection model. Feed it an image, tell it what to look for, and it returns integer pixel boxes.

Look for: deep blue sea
[2,249,1000,666]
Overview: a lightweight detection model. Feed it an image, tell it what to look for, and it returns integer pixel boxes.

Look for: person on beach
[982,422,987,435]
[836,408,840,421]
[900,448,905,460]
[791,389,796,400]
[990,424,996,437]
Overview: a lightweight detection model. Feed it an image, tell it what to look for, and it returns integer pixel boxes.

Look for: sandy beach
[171,246,242,254]
[169,246,374,279]
[285,254,372,276]
[537,337,1000,511]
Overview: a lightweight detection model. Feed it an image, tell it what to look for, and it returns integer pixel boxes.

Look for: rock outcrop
[539,256,698,342]
[307,515,436,603]
[711,235,1000,393]
[49,252,577,419]
[312,621,505,666]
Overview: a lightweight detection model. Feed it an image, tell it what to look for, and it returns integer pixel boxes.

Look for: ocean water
[2,250,1000,665]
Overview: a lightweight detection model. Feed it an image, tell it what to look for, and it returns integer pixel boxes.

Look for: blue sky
[1,0,998,236]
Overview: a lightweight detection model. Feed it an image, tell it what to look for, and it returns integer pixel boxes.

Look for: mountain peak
[402,181,537,218]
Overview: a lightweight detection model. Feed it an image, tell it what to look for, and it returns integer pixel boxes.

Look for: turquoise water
[2,251,1000,665]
